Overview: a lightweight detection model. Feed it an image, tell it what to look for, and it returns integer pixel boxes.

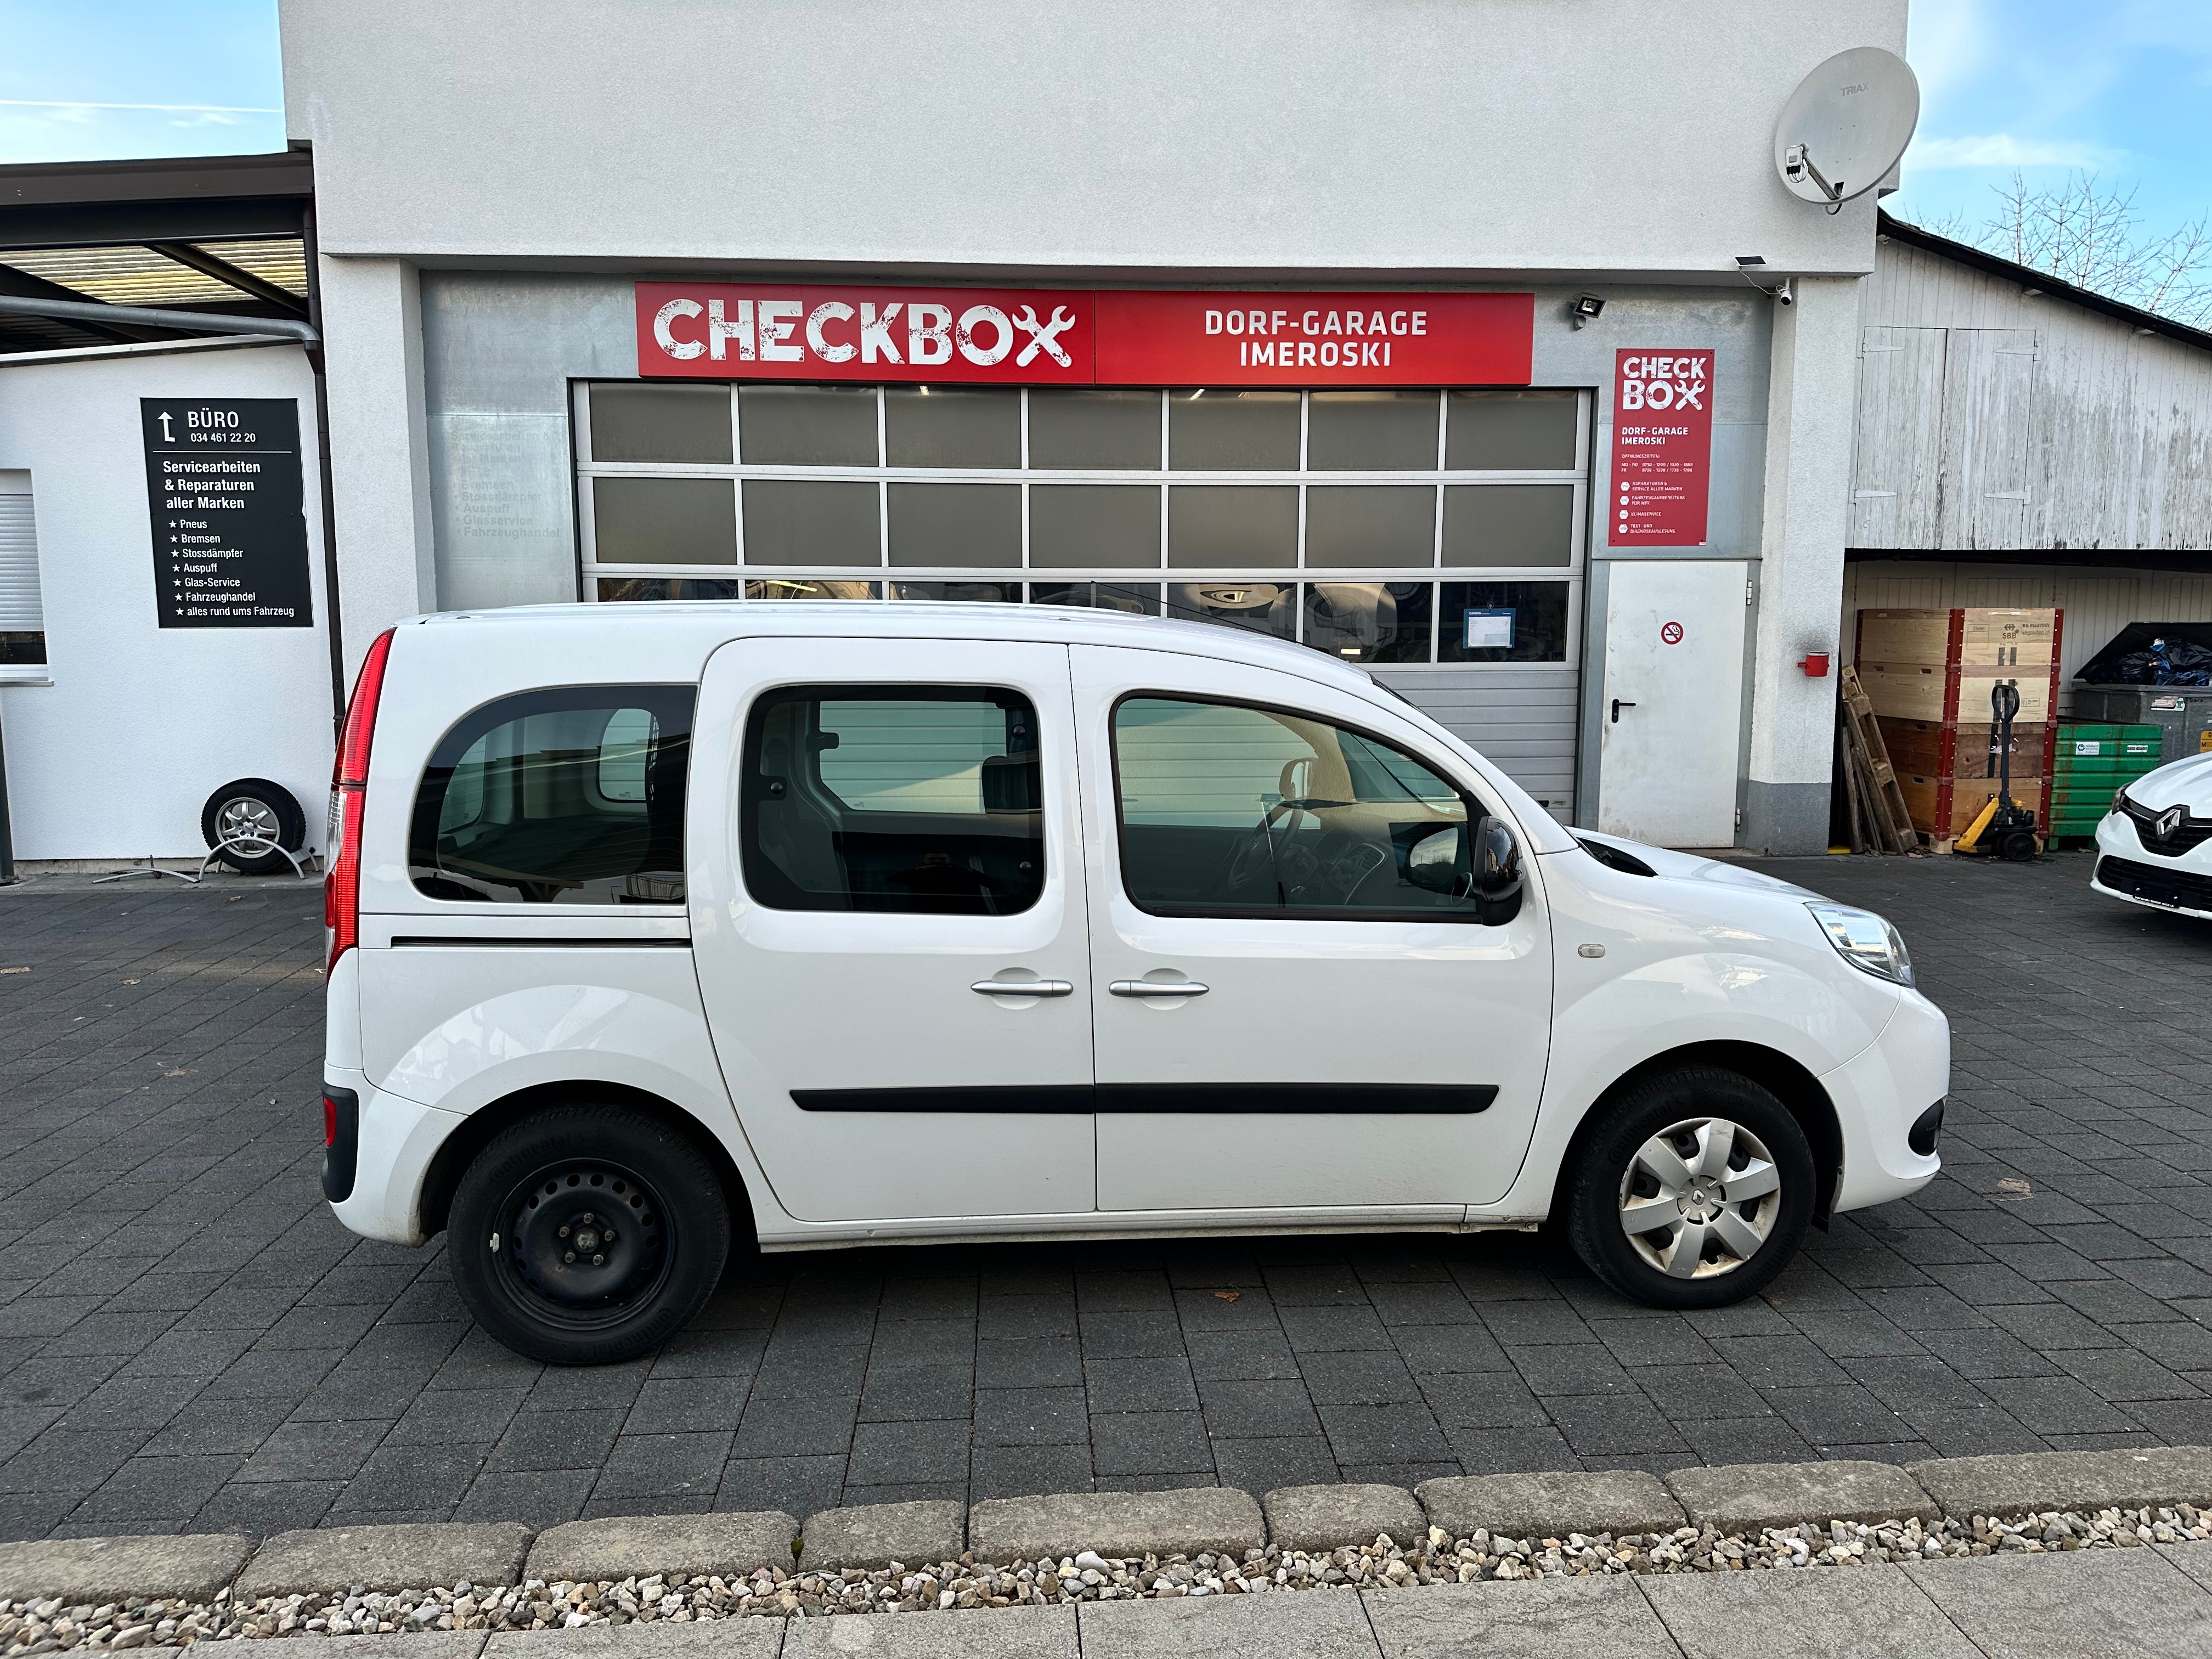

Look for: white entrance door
[1598,560,1747,847]
[1071,644,1554,1217]
[687,635,1096,1223]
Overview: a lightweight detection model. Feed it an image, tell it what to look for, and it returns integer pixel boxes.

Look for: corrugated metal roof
[0,238,305,307]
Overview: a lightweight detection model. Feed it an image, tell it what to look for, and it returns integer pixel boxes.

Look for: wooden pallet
[1839,665,1922,853]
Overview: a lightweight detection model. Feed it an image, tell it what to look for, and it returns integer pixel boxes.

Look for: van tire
[448,1104,730,1364]
[200,778,307,874]
[1564,1066,1814,1310]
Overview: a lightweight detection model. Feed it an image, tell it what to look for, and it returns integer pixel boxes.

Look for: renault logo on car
[2158,805,2186,839]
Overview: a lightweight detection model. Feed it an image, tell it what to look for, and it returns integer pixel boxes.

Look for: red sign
[636,284,1094,384]
[635,284,1533,387]
[1610,350,1714,546]
[1660,620,1684,645]
[1092,291,1532,386]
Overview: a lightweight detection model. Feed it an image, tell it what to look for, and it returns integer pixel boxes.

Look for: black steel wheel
[448,1104,730,1364]
[200,777,306,874]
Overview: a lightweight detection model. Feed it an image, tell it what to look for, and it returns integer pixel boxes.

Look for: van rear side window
[410,686,695,904]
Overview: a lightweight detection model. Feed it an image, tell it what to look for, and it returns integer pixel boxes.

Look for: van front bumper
[323,1067,466,1246]
[1821,985,1949,1214]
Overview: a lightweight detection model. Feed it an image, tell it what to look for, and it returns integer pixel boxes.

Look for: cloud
[1906,133,2123,170]
[0,99,280,115]
[1906,0,1991,101]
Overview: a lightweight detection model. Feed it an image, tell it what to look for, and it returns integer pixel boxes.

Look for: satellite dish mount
[1773,48,1920,216]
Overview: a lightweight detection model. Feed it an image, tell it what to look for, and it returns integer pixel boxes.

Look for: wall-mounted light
[2023,287,2044,298]
[1569,294,1606,330]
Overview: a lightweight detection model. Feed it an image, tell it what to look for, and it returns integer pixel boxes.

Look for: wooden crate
[1857,608,2061,669]
[1899,774,2046,839]
[1856,663,2055,725]
[1878,718,2052,782]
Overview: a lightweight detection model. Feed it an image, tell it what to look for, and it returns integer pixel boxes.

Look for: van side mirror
[1471,816,1524,925]
[1403,817,1522,924]
[1404,824,1472,896]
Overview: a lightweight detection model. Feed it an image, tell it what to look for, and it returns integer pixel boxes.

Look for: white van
[322,603,1946,1363]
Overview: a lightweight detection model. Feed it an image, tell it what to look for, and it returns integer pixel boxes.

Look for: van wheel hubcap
[1618,1116,1781,1279]
[494,1160,672,1329]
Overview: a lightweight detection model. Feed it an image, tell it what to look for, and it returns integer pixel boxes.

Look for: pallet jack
[1953,679,2040,861]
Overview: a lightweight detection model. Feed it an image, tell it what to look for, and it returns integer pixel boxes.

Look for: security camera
[1774,279,1795,307]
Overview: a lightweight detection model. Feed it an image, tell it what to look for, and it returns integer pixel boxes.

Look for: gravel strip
[2,1506,2206,1650]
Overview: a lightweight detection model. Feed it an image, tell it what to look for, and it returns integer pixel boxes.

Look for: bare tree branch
[1898,170,2212,328]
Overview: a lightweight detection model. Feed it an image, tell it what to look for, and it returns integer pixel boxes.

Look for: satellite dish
[1774,47,1920,213]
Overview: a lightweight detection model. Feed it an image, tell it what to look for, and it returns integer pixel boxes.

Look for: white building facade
[283,0,1908,856]
[0,4,1923,864]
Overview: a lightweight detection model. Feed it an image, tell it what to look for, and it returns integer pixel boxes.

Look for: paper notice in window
[1463,608,1515,650]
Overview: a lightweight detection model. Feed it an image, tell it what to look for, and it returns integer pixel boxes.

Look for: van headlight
[1807,902,1915,987]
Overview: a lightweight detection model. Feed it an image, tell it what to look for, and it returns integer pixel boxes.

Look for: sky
[0,1,2206,252]
[1888,0,2212,247]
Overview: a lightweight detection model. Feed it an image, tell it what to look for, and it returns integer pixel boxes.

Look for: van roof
[409,600,1387,694]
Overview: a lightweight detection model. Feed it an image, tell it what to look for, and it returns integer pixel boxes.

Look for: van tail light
[326,628,396,973]
[324,1093,339,1147]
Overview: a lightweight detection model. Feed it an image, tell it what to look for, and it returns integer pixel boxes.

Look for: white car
[321,603,1948,1362]
[2094,752,2212,919]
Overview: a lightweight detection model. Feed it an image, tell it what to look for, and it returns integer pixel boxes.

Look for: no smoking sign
[1660,620,1685,645]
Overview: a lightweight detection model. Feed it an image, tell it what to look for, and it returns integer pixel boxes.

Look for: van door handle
[1611,699,1637,724]
[971,979,1075,998]
[1108,979,1210,998]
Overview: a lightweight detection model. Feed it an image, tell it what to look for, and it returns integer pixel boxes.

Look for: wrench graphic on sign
[1012,304,1077,368]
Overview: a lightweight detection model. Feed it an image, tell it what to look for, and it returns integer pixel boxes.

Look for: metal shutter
[0,486,43,634]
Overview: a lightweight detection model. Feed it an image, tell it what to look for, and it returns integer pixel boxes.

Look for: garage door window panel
[742,480,881,566]
[738,384,879,466]
[588,382,733,465]
[1113,695,1484,921]
[1438,580,1572,663]
[592,477,737,566]
[742,686,1045,917]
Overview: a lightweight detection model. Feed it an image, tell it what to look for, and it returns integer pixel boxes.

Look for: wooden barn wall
[1853,239,2212,554]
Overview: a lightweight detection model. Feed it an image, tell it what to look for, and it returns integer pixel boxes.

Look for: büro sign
[635,284,1533,387]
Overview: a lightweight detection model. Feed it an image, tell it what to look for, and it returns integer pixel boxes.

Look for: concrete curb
[799,1500,965,1571]
[0,1532,252,1602]
[524,1513,797,1584]
[1907,1447,2212,1519]
[1262,1483,1427,1553]
[1667,1459,1943,1532]
[8,1444,2211,1613]
[237,1523,534,1600]
[968,1487,1265,1562]
[1417,1471,1686,1540]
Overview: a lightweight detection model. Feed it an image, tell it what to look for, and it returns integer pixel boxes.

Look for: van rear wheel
[1563,1067,1814,1310]
[448,1104,730,1364]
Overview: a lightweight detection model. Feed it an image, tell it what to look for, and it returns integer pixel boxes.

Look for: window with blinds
[0,471,46,678]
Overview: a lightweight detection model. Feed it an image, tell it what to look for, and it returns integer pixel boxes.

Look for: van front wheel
[1563,1067,1814,1310]
[448,1104,730,1364]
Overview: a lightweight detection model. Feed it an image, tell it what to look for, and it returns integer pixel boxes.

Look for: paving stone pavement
[2,851,2210,1544]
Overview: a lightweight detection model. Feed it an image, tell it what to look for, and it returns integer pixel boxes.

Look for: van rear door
[687,635,1096,1224]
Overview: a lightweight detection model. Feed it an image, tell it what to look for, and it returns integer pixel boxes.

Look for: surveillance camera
[1774,279,1795,307]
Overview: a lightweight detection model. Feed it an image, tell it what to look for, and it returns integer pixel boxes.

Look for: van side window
[1111,695,1485,919]
[409,686,695,904]
[741,686,1043,915]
